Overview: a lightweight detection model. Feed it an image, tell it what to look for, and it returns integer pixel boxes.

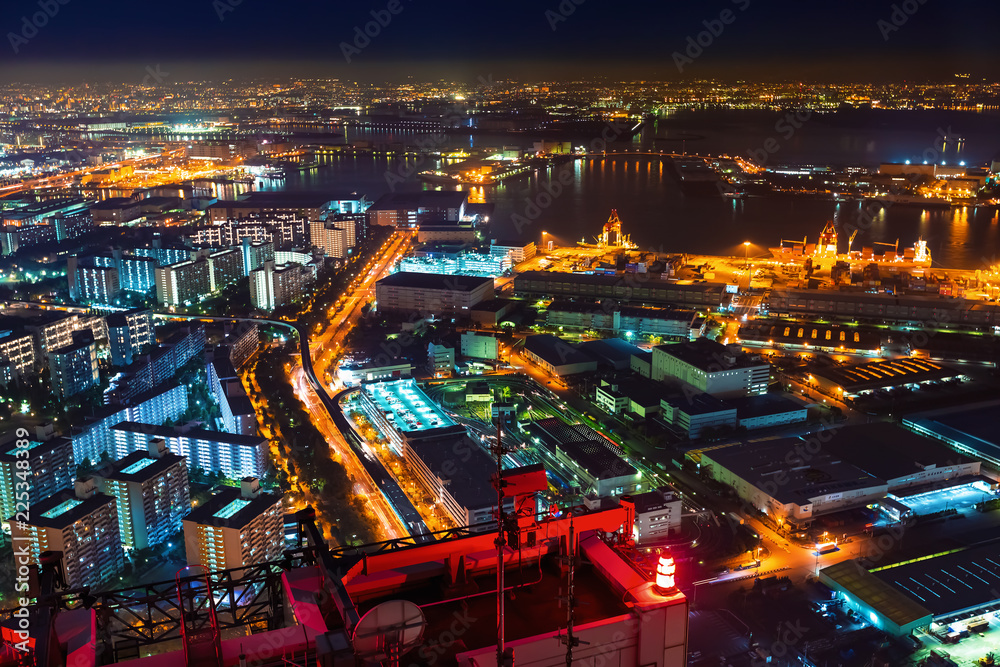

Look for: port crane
[594,209,635,248]
[847,230,858,254]
[873,239,900,254]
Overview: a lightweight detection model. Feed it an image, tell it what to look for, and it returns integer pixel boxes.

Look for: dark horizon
[1,0,998,84]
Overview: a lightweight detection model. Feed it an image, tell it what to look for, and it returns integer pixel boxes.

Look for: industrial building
[701,438,888,529]
[807,357,957,398]
[767,288,1000,327]
[182,477,283,572]
[401,429,499,530]
[337,359,413,386]
[94,439,190,551]
[728,393,810,430]
[701,423,978,529]
[533,417,640,497]
[460,331,499,360]
[905,400,1000,468]
[489,238,536,263]
[358,378,457,451]
[523,333,598,377]
[821,541,1000,637]
[546,301,698,340]
[374,272,494,315]
[738,319,884,354]
[624,487,683,544]
[514,270,726,308]
[652,338,771,398]
[594,378,667,418]
[659,393,738,439]
[10,478,125,589]
[366,190,467,227]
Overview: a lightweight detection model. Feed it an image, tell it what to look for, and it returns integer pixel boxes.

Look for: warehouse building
[808,357,958,399]
[523,333,598,376]
[514,270,726,309]
[904,400,1000,467]
[820,542,1000,637]
[652,338,771,398]
[375,272,494,315]
[701,439,888,530]
[532,417,639,498]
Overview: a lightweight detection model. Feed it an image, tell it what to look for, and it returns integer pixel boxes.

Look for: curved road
[151,311,431,541]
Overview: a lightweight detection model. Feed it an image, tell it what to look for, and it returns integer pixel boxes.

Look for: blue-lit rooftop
[362,378,455,433]
[213,498,250,519]
[41,498,83,519]
[121,457,157,475]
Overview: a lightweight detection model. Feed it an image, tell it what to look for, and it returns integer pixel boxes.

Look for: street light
[743,241,751,269]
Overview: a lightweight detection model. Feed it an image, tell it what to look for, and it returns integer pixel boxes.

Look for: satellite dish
[352,599,427,664]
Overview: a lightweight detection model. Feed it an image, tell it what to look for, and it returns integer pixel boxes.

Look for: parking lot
[897,484,994,516]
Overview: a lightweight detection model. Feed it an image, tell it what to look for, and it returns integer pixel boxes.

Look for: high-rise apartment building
[95,439,190,551]
[49,331,99,398]
[10,478,124,589]
[182,477,283,573]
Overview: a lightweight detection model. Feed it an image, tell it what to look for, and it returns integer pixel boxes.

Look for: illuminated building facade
[10,478,124,589]
[95,439,190,551]
[182,477,283,572]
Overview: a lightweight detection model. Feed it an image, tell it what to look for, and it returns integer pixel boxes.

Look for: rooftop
[823,423,975,483]
[870,541,1000,618]
[810,357,956,393]
[524,334,595,368]
[362,378,455,434]
[728,393,809,419]
[661,392,734,416]
[655,337,767,372]
[26,490,116,529]
[702,439,886,507]
[367,191,468,211]
[183,485,282,530]
[552,439,637,480]
[376,272,493,292]
[102,449,186,483]
[904,401,1000,465]
[577,337,645,367]
[404,432,497,511]
[820,559,932,630]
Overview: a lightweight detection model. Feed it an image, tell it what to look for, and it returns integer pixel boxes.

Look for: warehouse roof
[820,559,933,629]
[870,542,1000,618]
[810,357,955,393]
[376,272,493,291]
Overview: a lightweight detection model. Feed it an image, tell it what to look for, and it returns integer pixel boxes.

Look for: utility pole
[492,405,511,667]
[559,514,583,666]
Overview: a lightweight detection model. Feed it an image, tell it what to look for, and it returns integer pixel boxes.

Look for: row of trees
[250,352,377,545]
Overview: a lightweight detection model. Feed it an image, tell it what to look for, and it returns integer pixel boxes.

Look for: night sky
[1,0,998,82]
